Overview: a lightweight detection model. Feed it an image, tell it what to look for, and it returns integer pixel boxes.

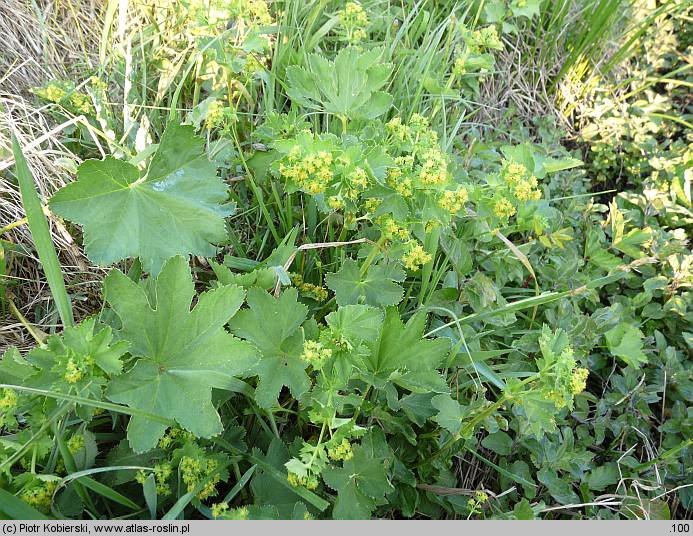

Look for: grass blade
[0,489,52,520]
[11,135,74,328]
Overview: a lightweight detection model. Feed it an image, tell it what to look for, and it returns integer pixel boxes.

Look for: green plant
[0,0,690,522]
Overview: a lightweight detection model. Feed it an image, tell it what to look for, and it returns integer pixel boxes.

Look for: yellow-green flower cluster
[386,114,438,147]
[89,76,108,93]
[33,82,93,114]
[338,2,369,43]
[0,388,18,411]
[386,117,408,141]
[180,456,221,500]
[137,463,173,496]
[378,215,410,241]
[190,0,272,28]
[20,480,58,513]
[538,336,589,410]
[232,0,273,25]
[570,367,589,395]
[224,506,250,520]
[348,167,369,191]
[492,197,516,219]
[364,198,382,214]
[279,147,335,195]
[327,439,353,462]
[329,195,347,211]
[291,274,329,301]
[287,471,319,490]
[157,427,196,450]
[205,100,236,130]
[300,340,333,368]
[67,434,85,454]
[402,241,432,271]
[439,186,469,214]
[513,175,542,202]
[70,93,93,114]
[501,160,542,201]
[211,502,229,519]
[467,490,489,516]
[62,351,94,384]
[502,161,528,184]
[467,26,503,54]
[38,84,66,102]
[387,161,414,198]
[0,388,18,428]
[386,117,450,188]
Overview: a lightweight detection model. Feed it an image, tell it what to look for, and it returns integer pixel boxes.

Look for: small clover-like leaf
[228,288,309,408]
[105,256,259,452]
[326,259,405,307]
[50,123,233,274]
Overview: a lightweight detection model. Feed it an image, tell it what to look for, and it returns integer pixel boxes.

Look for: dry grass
[0,0,103,351]
[0,0,102,95]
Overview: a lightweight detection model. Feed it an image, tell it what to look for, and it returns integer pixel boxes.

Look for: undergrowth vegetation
[0,0,690,521]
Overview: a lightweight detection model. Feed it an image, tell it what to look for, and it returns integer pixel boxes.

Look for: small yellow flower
[211,502,229,519]
[67,434,85,454]
[287,472,318,490]
[364,198,382,213]
[387,167,413,197]
[513,176,541,202]
[0,388,18,410]
[352,28,368,42]
[502,161,528,185]
[349,167,369,190]
[300,340,332,367]
[439,187,469,214]
[328,196,345,211]
[386,117,409,141]
[181,456,220,500]
[474,491,489,503]
[570,367,589,395]
[418,148,448,186]
[70,92,93,114]
[206,100,225,129]
[328,439,354,462]
[20,480,58,513]
[63,358,84,384]
[410,113,429,132]
[402,241,432,271]
[379,216,409,241]
[493,197,516,219]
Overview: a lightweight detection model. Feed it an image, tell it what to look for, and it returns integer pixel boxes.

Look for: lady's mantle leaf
[326,259,405,307]
[286,47,393,120]
[49,123,233,275]
[322,446,393,519]
[361,308,450,388]
[104,256,259,453]
[228,288,309,408]
[324,305,383,345]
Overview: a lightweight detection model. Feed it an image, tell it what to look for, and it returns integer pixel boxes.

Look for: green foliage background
[0,0,690,521]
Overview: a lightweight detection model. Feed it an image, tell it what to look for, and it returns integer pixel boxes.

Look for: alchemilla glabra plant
[1,0,690,521]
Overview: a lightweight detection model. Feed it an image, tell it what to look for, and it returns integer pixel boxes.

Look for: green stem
[0,217,27,235]
[359,237,385,276]
[418,374,540,468]
[308,422,327,469]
